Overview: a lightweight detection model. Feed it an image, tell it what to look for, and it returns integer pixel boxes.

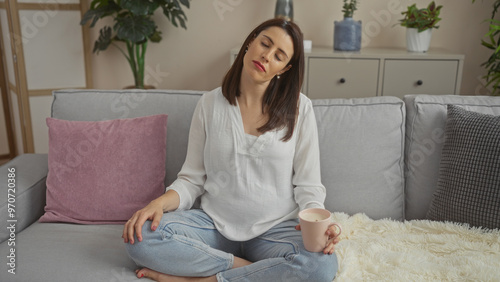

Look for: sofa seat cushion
[404,95,500,220]
[313,97,406,220]
[427,105,500,229]
[0,222,139,282]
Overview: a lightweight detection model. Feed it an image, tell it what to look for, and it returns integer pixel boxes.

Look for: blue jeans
[125,209,338,282]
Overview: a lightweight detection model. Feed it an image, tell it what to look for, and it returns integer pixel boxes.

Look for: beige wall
[89,0,497,95]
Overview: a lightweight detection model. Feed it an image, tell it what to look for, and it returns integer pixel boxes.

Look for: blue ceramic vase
[334,17,362,51]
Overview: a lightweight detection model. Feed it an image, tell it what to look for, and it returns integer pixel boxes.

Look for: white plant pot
[406,28,432,52]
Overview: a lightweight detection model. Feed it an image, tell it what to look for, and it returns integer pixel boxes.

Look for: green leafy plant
[399,1,443,32]
[80,0,190,89]
[473,0,500,95]
[342,0,358,18]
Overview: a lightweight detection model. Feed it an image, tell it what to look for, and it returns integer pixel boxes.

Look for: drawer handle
[339,78,346,84]
[416,80,423,86]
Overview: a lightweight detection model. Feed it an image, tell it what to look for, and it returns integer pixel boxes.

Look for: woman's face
[243,26,294,84]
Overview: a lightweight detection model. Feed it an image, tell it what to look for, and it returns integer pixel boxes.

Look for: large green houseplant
[473,0,500,96]
[80,0,190,89]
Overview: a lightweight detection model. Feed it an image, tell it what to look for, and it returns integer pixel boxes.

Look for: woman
[123,18,340,282]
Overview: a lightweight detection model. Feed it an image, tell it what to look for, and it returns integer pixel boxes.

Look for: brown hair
[221,18,305,142]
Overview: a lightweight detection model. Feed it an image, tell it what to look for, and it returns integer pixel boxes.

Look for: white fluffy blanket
[331,213,500,281]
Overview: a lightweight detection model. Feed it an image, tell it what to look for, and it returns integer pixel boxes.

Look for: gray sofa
[0,89,499,282]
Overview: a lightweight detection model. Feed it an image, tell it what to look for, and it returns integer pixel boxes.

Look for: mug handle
[327,223,342,239]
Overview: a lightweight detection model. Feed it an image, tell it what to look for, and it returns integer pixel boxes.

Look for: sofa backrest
[404,94,500,220]
[313,97,406,221]
[51,89,406,221]
[52,89,203,186]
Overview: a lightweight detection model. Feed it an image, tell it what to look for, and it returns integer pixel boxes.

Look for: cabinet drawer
[382,60,459,98]
[306,57,380,99]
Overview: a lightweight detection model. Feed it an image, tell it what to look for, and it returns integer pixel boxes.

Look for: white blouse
[166,87,326,241]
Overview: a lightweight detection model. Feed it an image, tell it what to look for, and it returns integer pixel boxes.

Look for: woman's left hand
[295,224,341,255]
[323,224,341,255]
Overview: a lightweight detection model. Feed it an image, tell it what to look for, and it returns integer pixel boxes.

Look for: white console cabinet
[230,47,464,99]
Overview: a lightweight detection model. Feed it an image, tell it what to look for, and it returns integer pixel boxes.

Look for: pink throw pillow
[39,114,167,224]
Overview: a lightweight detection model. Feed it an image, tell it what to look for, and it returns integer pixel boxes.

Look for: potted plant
[80,0,190,89]
[334,0,361,51]
[473,0,500,96]
[398,1,442,52]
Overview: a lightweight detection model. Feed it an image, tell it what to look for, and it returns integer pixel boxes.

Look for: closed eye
[262,35,289,60]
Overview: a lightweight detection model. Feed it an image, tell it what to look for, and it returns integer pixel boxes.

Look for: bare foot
[134,256,251,281]
[135,268,217,282]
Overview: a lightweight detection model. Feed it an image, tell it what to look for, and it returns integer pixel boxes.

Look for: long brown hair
[221,18,305,142]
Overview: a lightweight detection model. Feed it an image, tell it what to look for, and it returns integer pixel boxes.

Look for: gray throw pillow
[426,105,500,230]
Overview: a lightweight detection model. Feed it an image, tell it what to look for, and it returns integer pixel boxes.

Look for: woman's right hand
[122,190,179,244]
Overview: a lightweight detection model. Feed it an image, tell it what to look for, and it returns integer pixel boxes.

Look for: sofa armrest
[0,154,48,244]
